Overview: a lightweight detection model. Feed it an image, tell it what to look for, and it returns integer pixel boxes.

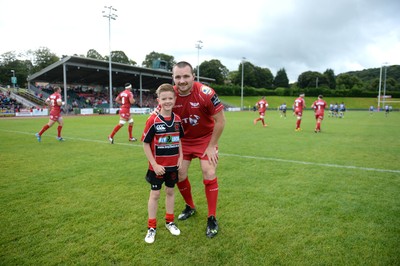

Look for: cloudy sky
[0,0,399,82]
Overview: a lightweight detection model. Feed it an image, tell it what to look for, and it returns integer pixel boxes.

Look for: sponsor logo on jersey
[201,85,212,95]
[211,94,221,107]
[155,124,166,131]
[190,102,200,108]
[159,135,180,144]
[182,115,200,126]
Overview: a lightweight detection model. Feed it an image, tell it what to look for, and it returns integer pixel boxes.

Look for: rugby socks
[128,124,133,139]
[57,125,62,137]
[296,119,301,129]
[165,213,174,224]
[110,124,122,138]
[177,178,195,209]
[316,121,321,130]
[147,218,157,229]
[204,177,219,217]
[39,124,50,136]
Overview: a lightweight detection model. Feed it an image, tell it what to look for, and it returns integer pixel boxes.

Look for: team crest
[201,85,212,95]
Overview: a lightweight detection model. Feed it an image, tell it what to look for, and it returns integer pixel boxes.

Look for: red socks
[177,178,195,209]
[57,126,62,137]
[178,177,219,217]
[147,218,156,229]
[204,178,219,217]
[39,124,50,135]
[128,124,133,138]
[165,213,174,224]
[110,124,122,138]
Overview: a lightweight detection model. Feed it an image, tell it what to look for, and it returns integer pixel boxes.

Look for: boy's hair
[156,83,175,97]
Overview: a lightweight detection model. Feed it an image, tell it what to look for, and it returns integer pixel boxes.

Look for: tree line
[1,47,399,97]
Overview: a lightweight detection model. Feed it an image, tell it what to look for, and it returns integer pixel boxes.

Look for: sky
[0,0,399,82]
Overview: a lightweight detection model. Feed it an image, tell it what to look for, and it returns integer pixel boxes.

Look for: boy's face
[157,91,176,112]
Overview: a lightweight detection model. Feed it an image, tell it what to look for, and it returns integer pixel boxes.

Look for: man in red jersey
[108,83,137,144]
[311,95,327,133]
[35,86,65,142]
[171,61,225,238]
[293,93,306,131]
[253,96,268,127]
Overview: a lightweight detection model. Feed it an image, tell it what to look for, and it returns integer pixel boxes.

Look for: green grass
[220,96,400,110]
[0,110,399,265]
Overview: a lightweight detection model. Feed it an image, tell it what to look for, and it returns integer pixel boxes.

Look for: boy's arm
[143,142,165,175]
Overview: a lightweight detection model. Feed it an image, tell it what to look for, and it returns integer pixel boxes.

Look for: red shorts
[315,114,324,120]
[50,111,61,121]
[182,139,218,161]
[295,110,303,117]
[119,111,131,120]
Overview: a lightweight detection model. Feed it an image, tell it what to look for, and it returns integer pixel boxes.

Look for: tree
[254,66,274,88]
[32,47,59,73]
[324,68,336,89]
[198,59,229,85]
[274,68,289,88]
[233,61,254,86]
[336,73,363,90]
[86,49,104,60]
[297,71,326,89]
[232,61,273,89]
[142,51,175,70]
[0,51,18,65]
[0,51,31,87]
[110,51,130,64]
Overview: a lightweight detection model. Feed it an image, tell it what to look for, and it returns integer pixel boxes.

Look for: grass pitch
[0,110,399,265]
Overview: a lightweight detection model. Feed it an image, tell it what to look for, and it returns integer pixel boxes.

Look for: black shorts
[145,170,179,190]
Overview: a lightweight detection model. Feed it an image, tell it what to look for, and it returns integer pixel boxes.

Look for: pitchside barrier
[10,107,152,117]
[80,107,152,115]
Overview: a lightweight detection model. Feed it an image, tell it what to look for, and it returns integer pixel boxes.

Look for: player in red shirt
[108,83,137,144]
[311,95,327,133]
[171,61,225,238]
[253,96,268,127]
[142,83,184,244]
[35,86,65,142]
[293,93,306,131]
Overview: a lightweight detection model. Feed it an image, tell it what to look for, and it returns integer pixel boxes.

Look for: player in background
[35,86,65,142]
[369,105,374,115]
[253,96,268,127]
[142,84,184,244]
[339,102,346,118]
[293,93,306,131]
[385,105,390,117]
[170,61,225,238]
[311,95,327,133]
[108,83,137,144]
[329,103,334,117]
[279,102,287,118]
[333,102,339,117]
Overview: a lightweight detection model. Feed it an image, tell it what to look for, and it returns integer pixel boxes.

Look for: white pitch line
[221,153,400,174]
[2,129,399,174]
